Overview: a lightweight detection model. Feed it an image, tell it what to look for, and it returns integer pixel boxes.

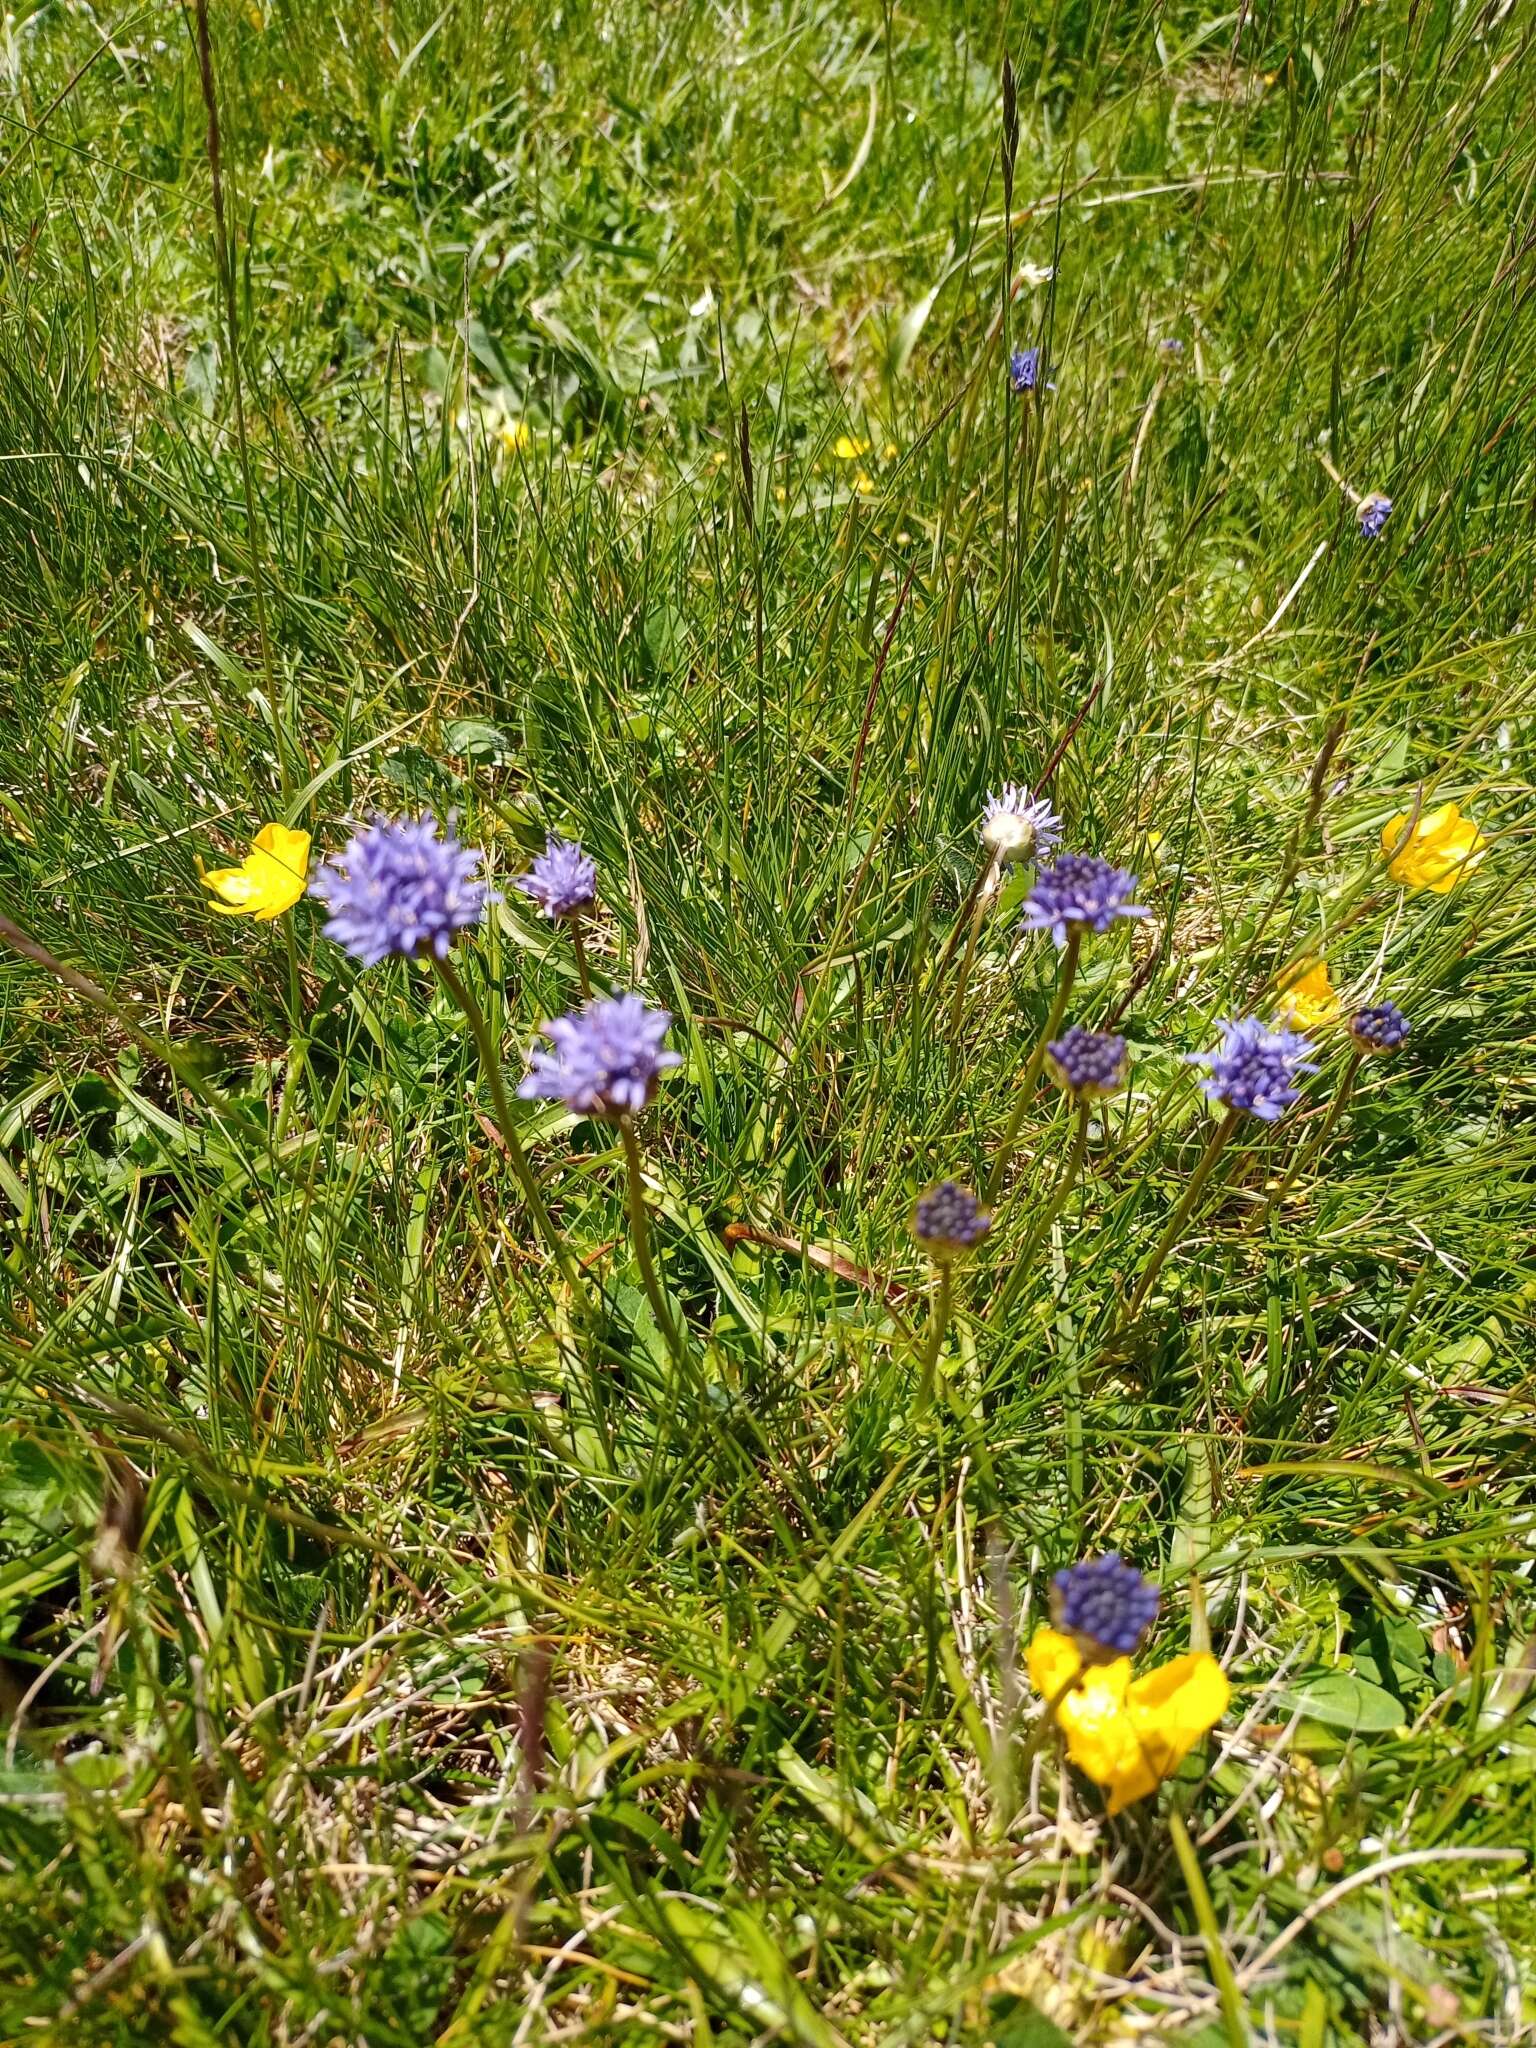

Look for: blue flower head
[1349,1001,1410,1054]
[1023,854,1148,949]
[1358,493,1392,539]
[309,814,492,966]
[516,834,597,919]
[518,993,681,1119]
[1009,346,1043,393]
[981,784,1061,867]
[1189,1015,1317,1122]
[913,1181,992,1260]
[1052,1553,1160,1661]
[1047,1026,1129,1100]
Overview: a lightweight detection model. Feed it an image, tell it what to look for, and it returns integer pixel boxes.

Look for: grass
[2,0,1535,2038]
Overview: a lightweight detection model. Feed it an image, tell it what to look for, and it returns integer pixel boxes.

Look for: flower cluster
[1051,1553,1160,1659]
[519,993,681,1119]
[1350,1001,1411,1053]
[1047,1026,1129,1100]
[913,1181,992,1259]
[1358,492,1392,539]
[516,834,597,919]
[1009,346,1043,392]
[981,785,1060,867]
[309,814,492,965]
[1190,1015,1317,1122]
[1023,855,1147,948]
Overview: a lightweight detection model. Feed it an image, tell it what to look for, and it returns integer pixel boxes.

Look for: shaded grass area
[2,0,1535,2038]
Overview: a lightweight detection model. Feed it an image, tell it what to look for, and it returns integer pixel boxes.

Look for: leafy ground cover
[2,0,1535,2039]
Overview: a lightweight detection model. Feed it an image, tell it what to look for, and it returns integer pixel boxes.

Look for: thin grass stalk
[983,928,1082,1204]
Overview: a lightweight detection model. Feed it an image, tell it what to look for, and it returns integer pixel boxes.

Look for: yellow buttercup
[1275,957,1338,1032]
[202,823,312,922]
[1382,801,1486,894]
[1027,1626,1230,1814]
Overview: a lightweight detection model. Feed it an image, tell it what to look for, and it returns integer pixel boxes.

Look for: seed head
[1349,1001,1411,1054]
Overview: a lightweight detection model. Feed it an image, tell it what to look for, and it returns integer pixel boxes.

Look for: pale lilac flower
[310,814,491,966]
[516,835,597,919]
[1023,855,1148,948]
[1358,493,1392,539]
[981,784,1061,867]
[1189,1015,1317,1122]
[519,994,681,1118]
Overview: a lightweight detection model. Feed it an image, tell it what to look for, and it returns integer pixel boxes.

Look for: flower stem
[1123,1109,1241,1324]
[430,955,584,1295]
[1168,1810,1249,2048]
[915,1261,954,1419]
[569,919,594,999]
[1263,1049,1362,1219]
[945,852,999,1056]
[988,1098,1091,1330]
[618,1115,688,1370]
[983,927,1082,1205]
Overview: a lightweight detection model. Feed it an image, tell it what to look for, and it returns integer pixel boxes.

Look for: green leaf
[443,718,514,763]
[1274,1671,1406,1732]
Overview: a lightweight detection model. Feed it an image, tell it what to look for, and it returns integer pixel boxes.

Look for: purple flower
[309,814,491,966]
[1047,1026,1129,1100]
[1009,346,1043,393]
[981,783,1061,867]
[1158,336,1185,357]
[518,993,681,1118]
[516,834,597,920]
[913,1181,992,1259]
[1189,1015,1317,1122]
[1349,1001,1410,1053]
[1023,854,1148,948]
[1358,493,1392,539]
[1051,1553,1160,1660]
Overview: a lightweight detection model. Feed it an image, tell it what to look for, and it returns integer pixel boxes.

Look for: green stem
[945,853,998,1057]
[1168,1810,1249,2048]
[431,955,584,1295]
[619,1115,688,1370]
[915,1261,953,1419]
[569,920,594,999]
[1263,1050,1361,1219]
[1123,1109,1241,1324]
[988,1098,1090,1329]
[982,927,1082,1205]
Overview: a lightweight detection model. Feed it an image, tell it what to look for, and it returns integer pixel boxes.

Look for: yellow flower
[201,823,311,922]
[1382,801,1486,893]
[832,434,869,461]
[499,418,531,451]
[854,471,875,495]
[1027,1626,1230,1814]
[1275,957,1338,1031]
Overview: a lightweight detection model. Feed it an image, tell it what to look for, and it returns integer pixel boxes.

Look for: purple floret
[1009,346,1043,393]
[1349,1001,1411,1053]
[1047,1026,1129,1099]
[1023,854,1148,949]
[309,814,491,966]
[1051,1553,1160,1660]
[913,1181,992,1258]
[1358,493,1392,539]
[1189,1014,1317,1122]
[516,834,597,920]
[518,993,681,1119]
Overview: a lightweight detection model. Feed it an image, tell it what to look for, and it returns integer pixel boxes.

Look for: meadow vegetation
[2,0,1535,2039]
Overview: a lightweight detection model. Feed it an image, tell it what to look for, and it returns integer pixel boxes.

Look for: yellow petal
[1110,1652,1231,1814]
[1383,802,1487,893]
[1275,957,1337,1030]
[1026,1626,1084,1701]
[201,825,311,921]
[832,434,868,460]
[1055,1664,1142,1794]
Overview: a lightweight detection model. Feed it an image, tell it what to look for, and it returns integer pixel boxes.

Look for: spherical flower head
[309,814,491,966]
[913,1181,992,1260]
[1047,1026,1129,1100]
[1189,1014,1318,1122]
[1009,346,1042,393]
[981,784,1061,867]
[518,993,681,1119]
[1022,854,1148,948]
[1051,1553,1160,1661]
[1349,1001,1411,1054]
[1358,492,1392,539]
[1381,800,1486,893]
[516,834,597,920]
